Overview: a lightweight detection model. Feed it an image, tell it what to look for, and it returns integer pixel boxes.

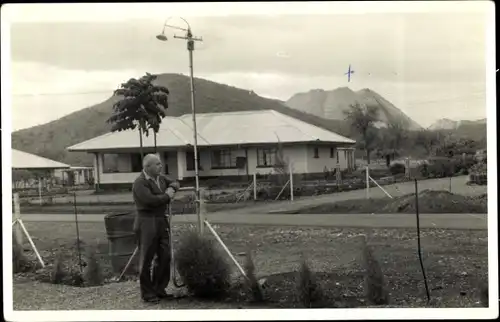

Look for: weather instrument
[345,64,355,82]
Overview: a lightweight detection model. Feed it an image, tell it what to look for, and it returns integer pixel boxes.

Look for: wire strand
[13,90,114,97]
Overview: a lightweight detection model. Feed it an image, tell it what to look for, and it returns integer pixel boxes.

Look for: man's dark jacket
[132,172,178,228]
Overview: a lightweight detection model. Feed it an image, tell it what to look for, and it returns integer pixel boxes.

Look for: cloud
[9,12,487,83]
[10,62,144,130]
[2,2,490,23]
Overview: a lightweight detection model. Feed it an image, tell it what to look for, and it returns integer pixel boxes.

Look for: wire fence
[11,164,488,307]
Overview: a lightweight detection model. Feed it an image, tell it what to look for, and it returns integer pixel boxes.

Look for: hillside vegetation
[12,73,351,166]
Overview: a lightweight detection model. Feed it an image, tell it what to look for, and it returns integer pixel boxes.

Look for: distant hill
[428,118,459,130]
[285,87,423,131]
[428,118,487,145]
[11,73,352,166]
[429,118,486,130]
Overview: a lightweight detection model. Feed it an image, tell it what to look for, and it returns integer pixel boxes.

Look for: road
[28,175,486,215]
[20,212,487,230]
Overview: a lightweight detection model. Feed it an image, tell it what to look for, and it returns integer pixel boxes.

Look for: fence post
[336,161,341,186]
[366,166,370,199]
[289,162,294,201]
[13,193,23,245]
[38,180,43,205]
[198,188,206,235]
[405,157,411,180]
[253,173,257,201]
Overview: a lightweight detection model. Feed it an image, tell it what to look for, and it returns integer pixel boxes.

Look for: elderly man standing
[132,154,180,303]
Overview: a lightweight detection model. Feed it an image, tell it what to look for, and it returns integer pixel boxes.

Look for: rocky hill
[429,118,487,130]
[285,87,423,130]
[430,118,487,143]
[11,73,351,166]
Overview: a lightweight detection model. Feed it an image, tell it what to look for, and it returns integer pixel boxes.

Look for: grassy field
[13,221,488,310]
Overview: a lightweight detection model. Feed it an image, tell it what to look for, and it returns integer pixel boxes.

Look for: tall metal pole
[173,28,202,233]
[158,19,203,233]
[187,31,202,234]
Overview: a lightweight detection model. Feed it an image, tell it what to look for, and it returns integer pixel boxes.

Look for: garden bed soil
[13,222,488,310]
[289,190,487,214]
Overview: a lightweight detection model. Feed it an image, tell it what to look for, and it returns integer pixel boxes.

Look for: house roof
[67,110,355,152]
[12,149,71,169]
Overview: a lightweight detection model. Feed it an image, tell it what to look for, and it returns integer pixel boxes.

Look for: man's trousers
[135,216,171,300]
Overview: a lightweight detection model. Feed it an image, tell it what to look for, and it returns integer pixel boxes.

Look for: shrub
[389,163,406,175]
[244,249,264,303]
[50,252,84,286]
[83,249,104,287]
[296,259,323,308]
[418,163,429,178]
[424,157,456,178]
[12,233,32,274]
[361,238,389,305]
[175,230,232,298]
[51,253,66,284]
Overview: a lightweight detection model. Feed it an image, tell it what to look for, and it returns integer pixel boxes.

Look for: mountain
[429,118,487,143]
[428,118,460,130]
[428,118,487,130]
[285,87,423,131]
[11,73,352,166]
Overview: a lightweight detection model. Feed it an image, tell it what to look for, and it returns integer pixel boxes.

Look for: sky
[3,2,493,131]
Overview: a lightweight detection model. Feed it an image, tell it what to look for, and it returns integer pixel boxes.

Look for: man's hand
[169,181,180,191]
[166,187,176,199]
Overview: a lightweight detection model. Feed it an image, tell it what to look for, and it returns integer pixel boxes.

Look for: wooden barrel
[104,212,138,275]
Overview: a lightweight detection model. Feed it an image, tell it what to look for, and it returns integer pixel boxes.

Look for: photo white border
[2,1,497,321]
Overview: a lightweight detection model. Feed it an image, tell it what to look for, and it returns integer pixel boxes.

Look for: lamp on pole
[156,17,204,233]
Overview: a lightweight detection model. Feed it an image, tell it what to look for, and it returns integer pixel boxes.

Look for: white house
[11,149,71,190]
[54,166,94,186]
[67,110,356,189]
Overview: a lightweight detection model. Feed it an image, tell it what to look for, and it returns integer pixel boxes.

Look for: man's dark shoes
[142,295,160,304]
[157,291,175,299]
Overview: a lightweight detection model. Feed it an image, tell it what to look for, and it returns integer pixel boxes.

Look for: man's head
[143,154,163,177]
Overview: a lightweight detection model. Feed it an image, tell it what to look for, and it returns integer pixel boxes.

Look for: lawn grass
[13,221,488,310]
[285,191,487,214]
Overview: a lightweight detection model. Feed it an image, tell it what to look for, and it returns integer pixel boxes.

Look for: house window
[186,151,195,171]
[257,148,277,167]
[313,147,319,159]
[330,147,334,158]
[130,153,142,172]
[163,152,169,174]
[336,151,340,164]
[211,149,237,169]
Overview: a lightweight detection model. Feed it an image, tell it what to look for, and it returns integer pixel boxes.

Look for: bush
[175,230,232,298]
[361,238,389,305]
[12,233,32,274]
[50,252,84,286]
[389,163,406,175]
[51,253,66,284]
[83,249,104,287]
[244,249,264,303]
[423,157,457,178]
[296,259,323,308]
